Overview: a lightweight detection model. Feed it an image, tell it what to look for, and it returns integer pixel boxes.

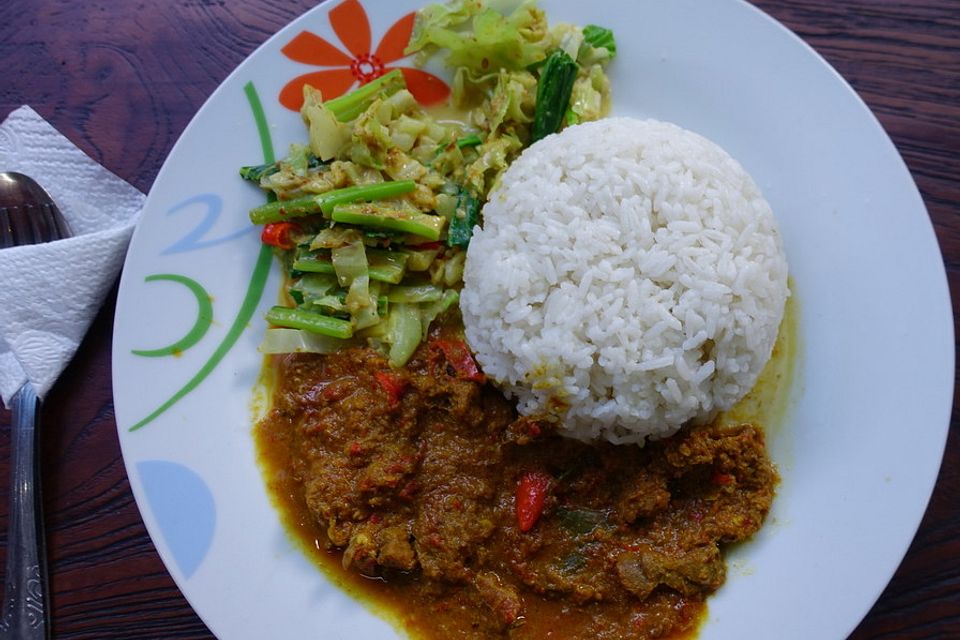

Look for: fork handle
[0,384,49,639]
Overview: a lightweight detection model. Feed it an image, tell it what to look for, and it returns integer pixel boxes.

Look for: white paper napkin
[0,106,145,406]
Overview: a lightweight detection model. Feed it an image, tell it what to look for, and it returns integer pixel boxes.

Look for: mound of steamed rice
[460,118,789,444]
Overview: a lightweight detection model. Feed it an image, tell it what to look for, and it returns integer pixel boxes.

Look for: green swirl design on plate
[129,81,276,432]
[131,274,214,357]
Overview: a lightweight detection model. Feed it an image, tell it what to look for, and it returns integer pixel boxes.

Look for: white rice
[460,118,789,444]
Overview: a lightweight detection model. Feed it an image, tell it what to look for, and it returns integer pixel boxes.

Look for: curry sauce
[254,297,796,639]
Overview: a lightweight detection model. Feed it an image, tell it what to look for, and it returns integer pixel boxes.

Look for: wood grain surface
[0,0,957,637]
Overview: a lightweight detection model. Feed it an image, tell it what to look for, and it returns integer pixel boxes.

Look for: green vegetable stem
[324,69,406,122]
[331,204,447,240]
[531,49,579,142]
[249,180,417,224]
[265,305,354,339]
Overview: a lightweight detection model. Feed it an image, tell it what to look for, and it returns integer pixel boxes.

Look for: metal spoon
[0,171,71,640]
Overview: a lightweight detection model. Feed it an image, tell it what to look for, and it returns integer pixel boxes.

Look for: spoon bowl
[0,172,70,249]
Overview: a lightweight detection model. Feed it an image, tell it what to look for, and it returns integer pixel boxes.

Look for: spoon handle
[0,383,49,639]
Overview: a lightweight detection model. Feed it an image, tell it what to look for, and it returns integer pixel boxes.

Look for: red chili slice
[260,221,301,249]
[433,339,485,383]
[516,471,551,532]
[374,370,408,406]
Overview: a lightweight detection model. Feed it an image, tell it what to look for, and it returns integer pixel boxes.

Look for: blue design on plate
[137,460,216,579]
[162,193,255,255]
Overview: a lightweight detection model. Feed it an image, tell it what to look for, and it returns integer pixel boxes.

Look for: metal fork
[0,171,70,640]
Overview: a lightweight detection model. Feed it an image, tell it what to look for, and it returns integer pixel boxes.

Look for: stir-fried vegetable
[331,202,447,240]
[446,187,480,247]
[582,25,617,58]
[239,161,280,182]
[265,306,354,339]
[405,0,553,74]
[455,133,482,148]
[531,49,579,142]
[241,0,615,365]
[258,327,352,354]
[324,69,407,122]
[249,181,417,224]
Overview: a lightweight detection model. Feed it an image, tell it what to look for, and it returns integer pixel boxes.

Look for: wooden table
[1,1,957,637]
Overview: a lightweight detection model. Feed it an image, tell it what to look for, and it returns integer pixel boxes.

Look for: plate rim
[111,1,956,638]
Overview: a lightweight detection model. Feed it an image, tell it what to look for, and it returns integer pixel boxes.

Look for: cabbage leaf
[405,0,551,74]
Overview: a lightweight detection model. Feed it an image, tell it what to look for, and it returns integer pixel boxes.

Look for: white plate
[112,1,954,638]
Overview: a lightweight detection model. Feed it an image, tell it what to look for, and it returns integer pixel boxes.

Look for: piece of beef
[616,543,725,600]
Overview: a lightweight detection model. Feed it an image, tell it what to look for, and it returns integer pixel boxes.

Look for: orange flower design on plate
[279,0,450,111]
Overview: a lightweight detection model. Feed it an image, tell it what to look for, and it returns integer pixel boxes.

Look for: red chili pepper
[516,471,551,532]
[433,339,485,383]
[260,222,301,249]
[374,370,408,406]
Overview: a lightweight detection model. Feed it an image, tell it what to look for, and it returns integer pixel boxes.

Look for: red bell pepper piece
[260,221,301,249]
[374,370,408,406]
[516,471,551,532]
[434,339,485,383]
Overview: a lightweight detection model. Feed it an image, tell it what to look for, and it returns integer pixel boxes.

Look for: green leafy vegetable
[346,275,380,330]
[456,133,483,148]
[447,188,480,247]
[418,289,459,339]
[243,1,616,365]
[569,64,610,125]
[405,0,552,74]
[258,328,352,354]
[531,49,579,142]
[367,249,410,284]
[289,273,338,305]
[239,162,279,182]
[556,506,608,536]
[331,234,368,286]
[386,283,444,303]
[581,25,616,58]
[292,250,336,275]
[302,86,352,160]
[387,303,422,367]
[403,245,442,271]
